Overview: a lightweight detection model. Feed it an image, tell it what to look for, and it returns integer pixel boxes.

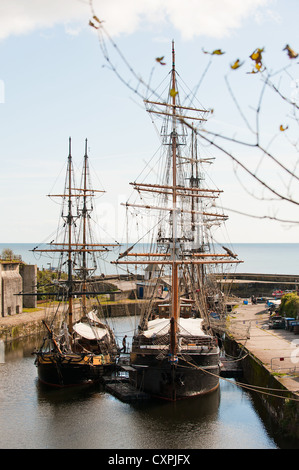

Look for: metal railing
[270,356,299,375]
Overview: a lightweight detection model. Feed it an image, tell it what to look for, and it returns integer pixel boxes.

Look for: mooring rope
[179,355,299,403]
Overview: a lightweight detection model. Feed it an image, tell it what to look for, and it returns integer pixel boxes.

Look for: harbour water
[0,316,298,450]
[1,244,299,450]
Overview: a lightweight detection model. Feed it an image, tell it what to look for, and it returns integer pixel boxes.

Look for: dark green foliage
[37,269,67,300]
[279,292,299,319]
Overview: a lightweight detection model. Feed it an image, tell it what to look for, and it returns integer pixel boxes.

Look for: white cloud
[0,0,275,40]
[159,0,272,39]
[92,0,275,39]
[0,0,88,40]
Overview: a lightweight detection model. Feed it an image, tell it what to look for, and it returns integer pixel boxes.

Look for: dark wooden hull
[130,348,220,401]
[35,353,115,387]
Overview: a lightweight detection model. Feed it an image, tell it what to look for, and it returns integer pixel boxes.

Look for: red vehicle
[272,290,284,298]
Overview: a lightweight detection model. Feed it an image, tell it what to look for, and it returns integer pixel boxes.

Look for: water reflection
[36,380,102,405]
[128,390,221,449]
[0,333,293,449]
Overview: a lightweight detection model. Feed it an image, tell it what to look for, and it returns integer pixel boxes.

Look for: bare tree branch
[88,0,299,225]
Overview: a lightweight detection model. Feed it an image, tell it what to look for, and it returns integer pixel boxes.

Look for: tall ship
[113,42,242,400]
[33,138,119,387]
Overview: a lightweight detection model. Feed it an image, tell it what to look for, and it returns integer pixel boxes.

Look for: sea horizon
[1,242,299,276]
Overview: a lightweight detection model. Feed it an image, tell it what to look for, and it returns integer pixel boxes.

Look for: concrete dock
[225,301,299,438]
[228,302,299,394]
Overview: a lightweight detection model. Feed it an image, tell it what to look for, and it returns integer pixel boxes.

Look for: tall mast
[112,41,243,334]
[32,137,120,328]
[82,138,88,314]
[171,40,179,358]
[67,137,73,334]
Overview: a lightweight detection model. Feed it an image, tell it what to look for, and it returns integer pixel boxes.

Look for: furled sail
[73,322,109,341]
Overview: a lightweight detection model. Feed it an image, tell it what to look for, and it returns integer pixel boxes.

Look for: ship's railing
[132,334,215,352]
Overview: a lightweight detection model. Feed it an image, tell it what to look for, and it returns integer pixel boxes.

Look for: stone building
[0,260,37,317]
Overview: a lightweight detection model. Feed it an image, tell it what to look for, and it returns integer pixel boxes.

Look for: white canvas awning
[73,322,108,340]
[142,317,208,338]
[87,310,101,323]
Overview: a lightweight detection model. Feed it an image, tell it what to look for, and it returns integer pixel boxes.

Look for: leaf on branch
[248,62,264,73]
[156,56,166,65]
[230,59,243,70]
[202,48,225,55]
[212,49,225,55]
[249,47,264,65]
[283,44,298,59]
[249,48,266,72]
[93,15,103,24]
[279,124,288,131]
[89,20,99,30]
[170,88,178,97]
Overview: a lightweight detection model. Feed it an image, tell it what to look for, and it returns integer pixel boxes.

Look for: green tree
[279,292,299,319]
[37,269,67,300]
[1,248,14,260]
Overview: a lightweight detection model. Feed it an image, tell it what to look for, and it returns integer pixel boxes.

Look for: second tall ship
[33,138,119,387]
[113,42,243,401]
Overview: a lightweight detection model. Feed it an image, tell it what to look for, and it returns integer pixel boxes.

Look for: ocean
[1,243,299,276]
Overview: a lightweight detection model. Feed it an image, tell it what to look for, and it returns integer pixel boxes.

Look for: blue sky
[0,0,298,244]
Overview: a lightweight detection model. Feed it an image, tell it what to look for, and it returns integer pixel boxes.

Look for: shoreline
[0,299,146,342]
[1,271,299,340]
